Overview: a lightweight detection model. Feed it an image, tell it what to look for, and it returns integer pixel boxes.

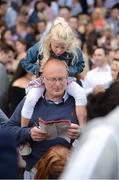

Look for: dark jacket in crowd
[0,129,18,179]
[0,109,8,124]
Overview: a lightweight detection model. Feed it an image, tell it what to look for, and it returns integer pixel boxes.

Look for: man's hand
[93,85,105,94]
[30,127,49,141]
[67,123,80,139]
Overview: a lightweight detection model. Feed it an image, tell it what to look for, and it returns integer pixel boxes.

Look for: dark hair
[0,0,7,6]
[87,80,119,121]
[15,39,28,49]
[37,19,47,25]
[117,73,119,79]
[93,46,107,55]
[10,61,27,85]
[1,28,10,40]
[59,6,71,12]
[34,0,49,11]
[111,3,119,9]
[0,43,15,53]
[7,61,27,117]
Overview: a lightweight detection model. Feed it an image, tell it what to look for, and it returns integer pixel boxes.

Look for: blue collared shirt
[42,91,69,104]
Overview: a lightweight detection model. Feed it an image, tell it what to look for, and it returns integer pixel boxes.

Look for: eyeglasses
[43,76,68,83]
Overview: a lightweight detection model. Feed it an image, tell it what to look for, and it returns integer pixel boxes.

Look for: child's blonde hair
[40,17,80,65]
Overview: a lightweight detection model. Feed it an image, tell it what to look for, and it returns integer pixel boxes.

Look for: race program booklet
[38,118,71,140]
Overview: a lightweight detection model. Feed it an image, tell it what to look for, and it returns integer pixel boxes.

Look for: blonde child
[21,17,87,155]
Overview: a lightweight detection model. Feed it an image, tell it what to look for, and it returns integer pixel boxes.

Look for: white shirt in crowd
[83,64,112,95]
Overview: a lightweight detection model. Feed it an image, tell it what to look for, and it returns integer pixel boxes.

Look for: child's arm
[67,78,87,128]
[69,48,85,77]
[21,42,42,76]
[21,78,45,123]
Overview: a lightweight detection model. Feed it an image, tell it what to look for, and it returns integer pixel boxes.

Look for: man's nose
[55,79,61,85]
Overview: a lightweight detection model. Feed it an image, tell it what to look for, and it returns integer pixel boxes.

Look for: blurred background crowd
[0,0,119,117]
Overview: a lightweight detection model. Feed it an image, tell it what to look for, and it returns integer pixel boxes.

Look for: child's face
[50,40,68,56]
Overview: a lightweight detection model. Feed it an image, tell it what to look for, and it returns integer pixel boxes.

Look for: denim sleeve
[69,48,85,77]
[21,42,41,76]
[2,99,31,145]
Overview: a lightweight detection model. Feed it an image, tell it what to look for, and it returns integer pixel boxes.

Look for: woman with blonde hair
[20,17,86,155]
[110,60,119,80]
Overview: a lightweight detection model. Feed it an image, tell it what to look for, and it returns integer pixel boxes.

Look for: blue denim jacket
[21,42,85,77]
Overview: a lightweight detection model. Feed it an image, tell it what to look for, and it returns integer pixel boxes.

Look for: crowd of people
[0,0,119,179]
[0,0,119,114]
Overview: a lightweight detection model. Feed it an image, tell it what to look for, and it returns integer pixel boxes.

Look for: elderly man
[3,58,80,177]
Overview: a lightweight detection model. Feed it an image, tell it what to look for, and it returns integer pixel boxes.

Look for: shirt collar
[97,64,110,72]
[42,91,68,104]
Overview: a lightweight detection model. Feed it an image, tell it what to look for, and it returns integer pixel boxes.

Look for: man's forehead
[43,67,67,75]
[43,60,67,70]
[94,49,105,55]
[43,70,68,79]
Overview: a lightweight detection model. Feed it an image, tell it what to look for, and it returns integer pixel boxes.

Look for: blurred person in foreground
[61,80,119,179]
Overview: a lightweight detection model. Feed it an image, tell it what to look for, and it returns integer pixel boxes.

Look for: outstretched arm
[21,42,42,76]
